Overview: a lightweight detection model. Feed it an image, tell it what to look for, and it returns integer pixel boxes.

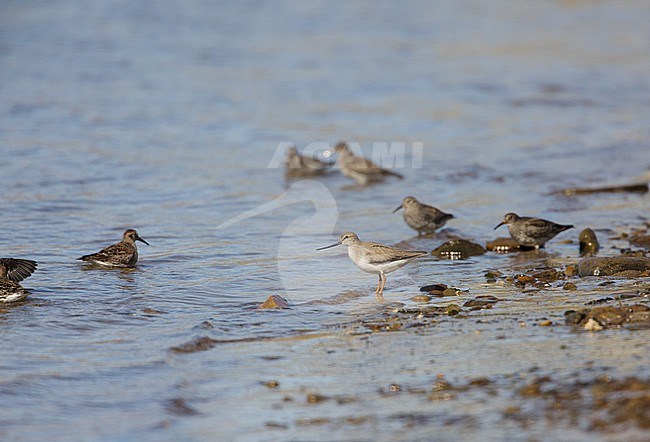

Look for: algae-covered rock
[577,257,650,277]
[561,182,649,196]
[486,237,522,253]
[579,228,600,256]
[630,234,650,250]
[432,239,486,259]
[564,304,650,330]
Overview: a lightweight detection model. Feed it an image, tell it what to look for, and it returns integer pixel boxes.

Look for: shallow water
[1,0,649,440]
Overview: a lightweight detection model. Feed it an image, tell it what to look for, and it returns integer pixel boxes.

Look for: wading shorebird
[285,145,332,178]
[318,232,427,297]
[0,258,38,303]
[78,229,149,267]
[494,213,573,248]
[324,142,403,185]
[393,196,454,236]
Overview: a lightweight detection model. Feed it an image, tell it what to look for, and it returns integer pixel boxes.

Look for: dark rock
[579,228,600,256]
[564,310,586,325]
[170,336,218,353]
[578,256,650,277]
[586,297,614,305]
[420,283,447,292]
[165,398,199,416]
[432,239,486,259]
[532,268,565,282]
[630,234,650,250]
[561,182,649,196]
[445,304,462,316]
[563,282,578,291]
[258,295,290,309]
[463,296,498,310]
[486,237,522,253]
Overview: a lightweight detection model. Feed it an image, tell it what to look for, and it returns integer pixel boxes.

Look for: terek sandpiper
[318,232,427,297]
[495,213,573,248]
[324,142,403,185]
[285,145,332,178]
[393,196,454,235]
[0,258,37,303]
[78,229,149,267]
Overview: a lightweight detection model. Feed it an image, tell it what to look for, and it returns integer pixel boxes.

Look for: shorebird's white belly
[350,250,411,275]
[1,292,28,303]
[90,260,127,267]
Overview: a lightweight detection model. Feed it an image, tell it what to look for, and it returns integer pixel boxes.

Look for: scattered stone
[295,418,331,426]
[411,295,431,303]
[484,270,503,278]
[170,336,218,353]
[514,375,650,432]
[563,282,578,291]
[516,275,535,284]
[561,182,649,196]
[306,393,329,404]
[532,268,565,282]
[258,295,290,309]
[538,320,553,326]
[564,304,650,330]
[486,237,522,253]
[363,319,403,332]
[630,234,650,250]
[432,239,486,259]
[165,398,199,416]
[264,380,280,388]
[445,304,462,316]
[586,297,614,305]
[442,288,461,297]
[463,296,498,310]
[564,265,578,277]
[620,248,647,257]
[577,256,650,277]
[579,228,600,256]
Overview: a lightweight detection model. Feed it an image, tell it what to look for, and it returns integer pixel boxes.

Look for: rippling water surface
[1,1,649,440]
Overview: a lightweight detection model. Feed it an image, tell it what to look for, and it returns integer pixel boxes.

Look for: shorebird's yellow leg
[377,273,387,297]
[375,275,382,295]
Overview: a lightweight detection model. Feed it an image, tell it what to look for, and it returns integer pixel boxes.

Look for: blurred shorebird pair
[318,232,426,298]
[286,142,403,185]
[284,145,333,178]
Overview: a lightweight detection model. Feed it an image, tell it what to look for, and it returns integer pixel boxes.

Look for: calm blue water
[1,0,649,440]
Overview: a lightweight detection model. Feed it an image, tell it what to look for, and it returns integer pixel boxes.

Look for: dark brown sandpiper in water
[0,258,38,303]
[393,196,454,236]
[494,213,573,248]
[78,229,149,267]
